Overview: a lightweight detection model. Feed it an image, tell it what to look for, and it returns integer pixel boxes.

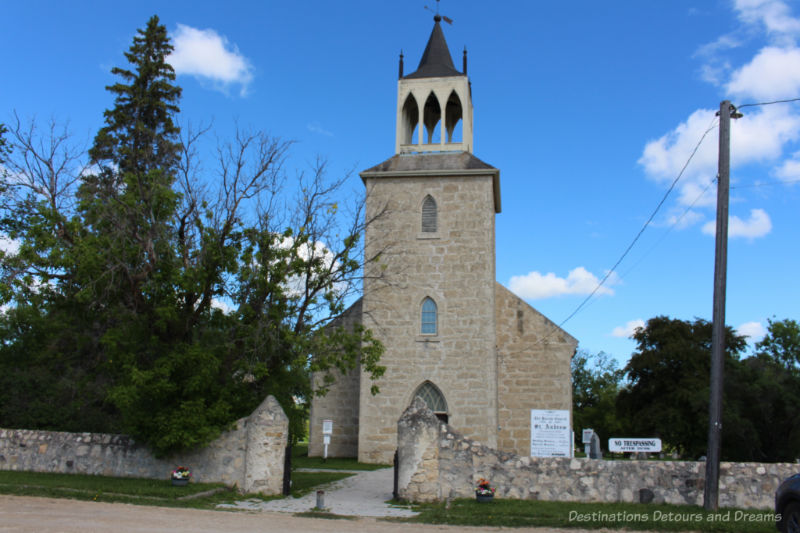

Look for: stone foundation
[0,395,288,495]
[397,398,795,510]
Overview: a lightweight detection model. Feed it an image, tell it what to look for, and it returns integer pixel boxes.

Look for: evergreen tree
[79,15,181,316]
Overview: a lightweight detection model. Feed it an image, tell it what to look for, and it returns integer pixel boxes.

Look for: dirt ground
[0,495,626,533]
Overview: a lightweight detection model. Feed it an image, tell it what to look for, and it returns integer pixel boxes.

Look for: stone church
[309,16,577,464]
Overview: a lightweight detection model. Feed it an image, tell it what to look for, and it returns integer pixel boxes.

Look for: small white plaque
[322,419,333,435]
[323,435,331,445]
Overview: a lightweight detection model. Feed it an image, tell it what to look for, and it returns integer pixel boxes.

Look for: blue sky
[3,1,799,367]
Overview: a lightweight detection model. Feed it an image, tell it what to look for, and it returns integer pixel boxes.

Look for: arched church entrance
[412,381,449,423]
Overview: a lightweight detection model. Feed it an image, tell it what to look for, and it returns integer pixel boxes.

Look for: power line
[553,117,719,332]
[620,176,716,281]
[737,97,800,109]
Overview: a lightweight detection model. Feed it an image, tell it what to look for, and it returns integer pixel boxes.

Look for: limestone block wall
[360,173,498,463]
[0,395,288,495]
[309,299,362,458]
[397,398,795,510]
[495,283,577,455]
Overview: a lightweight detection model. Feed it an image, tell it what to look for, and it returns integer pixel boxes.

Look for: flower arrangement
[171,466,191,480]
[475,477,495,496]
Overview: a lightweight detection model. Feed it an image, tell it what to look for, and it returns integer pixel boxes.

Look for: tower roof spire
[404,16,462,79]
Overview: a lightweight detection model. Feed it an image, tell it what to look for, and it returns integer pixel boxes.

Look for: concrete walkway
[218,467,419,518]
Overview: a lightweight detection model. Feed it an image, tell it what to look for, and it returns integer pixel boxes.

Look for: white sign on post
[530,409,571,457]
[608,438,662,453]
[322,419,333,459]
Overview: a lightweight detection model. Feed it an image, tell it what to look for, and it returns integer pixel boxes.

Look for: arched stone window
[421,195,437,233]
[414,381,448,422]
[421,297,437,335]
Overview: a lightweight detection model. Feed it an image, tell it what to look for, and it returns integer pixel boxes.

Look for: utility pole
[704,100,740,511]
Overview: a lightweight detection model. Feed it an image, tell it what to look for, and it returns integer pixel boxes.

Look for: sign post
[322,419,333,461]
[582,429,594,457]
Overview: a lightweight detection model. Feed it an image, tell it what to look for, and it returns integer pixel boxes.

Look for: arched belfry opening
[445,90,463,143]
[423,92,442,144]
[413,381,448,423]
[400,93,419,145]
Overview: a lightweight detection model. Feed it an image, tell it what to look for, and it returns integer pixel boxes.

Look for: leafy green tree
[726,353,800,461]
[755,317,800,375]
[0,16,384,456]
[0,123,9,164]
[571,350,624,444]
[616,316,746,459]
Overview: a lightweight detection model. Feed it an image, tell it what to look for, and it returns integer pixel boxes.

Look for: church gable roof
[404,17,463,79]
[326,297,363,330]
[495,282,578,348]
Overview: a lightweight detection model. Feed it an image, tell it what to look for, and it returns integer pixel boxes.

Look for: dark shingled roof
[361,152,495,174]
[404,17,463,79]
[360,152,501,213]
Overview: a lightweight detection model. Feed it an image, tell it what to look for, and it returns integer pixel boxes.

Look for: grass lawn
[0,470,242,509]
[291,443,390,471]
[405,498,780,532]
[0,469,352,509]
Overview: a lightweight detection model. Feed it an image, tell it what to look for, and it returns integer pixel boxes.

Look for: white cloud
[701,208,772,239]
[211,298,234,314]
[734,0,800,40]
[0,234,20,256]
[639,109,719,183]
[611,319,645,338]
[727,46,800,99]
[307,122,333,137]
[737,320,767,341]
[731,105,800,162]
[168,24,253,96]
[278,236,344,298]
[775,150,800,182]
[508,267,615,300]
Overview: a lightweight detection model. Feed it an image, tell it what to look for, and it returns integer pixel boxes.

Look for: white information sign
[322,419,334,460]
[582,429,594,444]
[530,409,571,457]
[608,438,662,453]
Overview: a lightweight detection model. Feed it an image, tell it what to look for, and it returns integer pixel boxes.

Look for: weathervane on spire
[424,0,453,24]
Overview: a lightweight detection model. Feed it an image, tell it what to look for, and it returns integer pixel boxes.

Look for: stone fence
[397,398,796,510]
[0,395,288,495]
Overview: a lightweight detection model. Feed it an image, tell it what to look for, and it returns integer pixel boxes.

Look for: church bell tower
[356,15,502,463]
[308,11,577,465]
[395,14,474,154]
